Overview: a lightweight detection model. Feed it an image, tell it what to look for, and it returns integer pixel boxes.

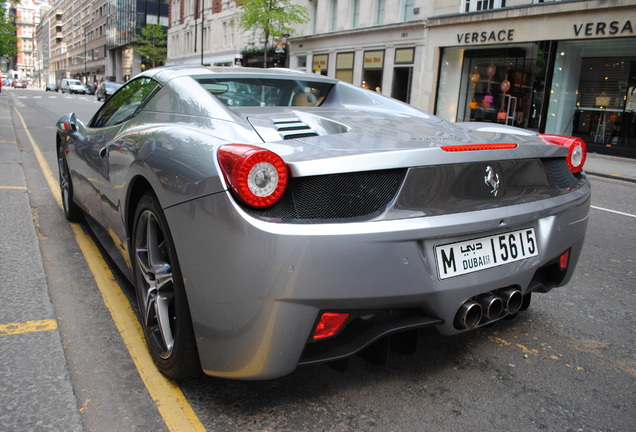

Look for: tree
[234,0,309,68]
[133,23,167,69]
[0,2,18,61]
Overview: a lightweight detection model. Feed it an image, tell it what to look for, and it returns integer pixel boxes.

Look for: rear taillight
[539,134,587,173]
[217,144,288,208]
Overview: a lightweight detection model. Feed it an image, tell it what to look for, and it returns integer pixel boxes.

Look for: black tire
[132,194,201,379]
[57,146,83,222]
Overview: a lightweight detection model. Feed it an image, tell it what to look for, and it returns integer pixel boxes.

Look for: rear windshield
[195,77,334,108]
[69,80,82,85]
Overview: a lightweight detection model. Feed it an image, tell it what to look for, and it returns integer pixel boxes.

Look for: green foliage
[0,3,18,60]
[133,23,167,69]
[234,0,309,67]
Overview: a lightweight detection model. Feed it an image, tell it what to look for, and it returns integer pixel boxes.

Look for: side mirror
[57,113,79,133]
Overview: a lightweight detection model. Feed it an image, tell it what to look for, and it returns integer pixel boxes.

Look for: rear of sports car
[162,105,590,379]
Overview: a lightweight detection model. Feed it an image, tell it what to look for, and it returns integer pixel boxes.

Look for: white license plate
[435,228,538,280]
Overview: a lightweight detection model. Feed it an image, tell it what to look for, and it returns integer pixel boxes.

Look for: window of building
[310,1,317,33]
[464,0,506,12]
[351,0,360,28]
[329,0,337,32]
[296,55,307,70]
[401,0,414,21]
[336,52,355,83]
[374,0,385,25]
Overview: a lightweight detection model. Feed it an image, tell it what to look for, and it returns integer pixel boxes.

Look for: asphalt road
[2,87,635,431]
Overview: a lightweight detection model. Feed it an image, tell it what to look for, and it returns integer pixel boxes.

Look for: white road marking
[591,205,636,218]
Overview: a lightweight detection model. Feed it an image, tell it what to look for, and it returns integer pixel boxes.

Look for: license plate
[435,228,538,280]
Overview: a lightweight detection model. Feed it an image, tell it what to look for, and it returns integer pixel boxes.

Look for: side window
[90,78,159,128]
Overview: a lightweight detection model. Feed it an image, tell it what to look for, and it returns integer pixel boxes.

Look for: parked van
[60,79,86,94]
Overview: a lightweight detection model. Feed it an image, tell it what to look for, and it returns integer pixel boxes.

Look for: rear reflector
[559,250,570,270]
[441,143,518,152]
[312,312,350,340]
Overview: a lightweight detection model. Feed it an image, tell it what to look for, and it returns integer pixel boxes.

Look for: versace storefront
[425,0,636,158]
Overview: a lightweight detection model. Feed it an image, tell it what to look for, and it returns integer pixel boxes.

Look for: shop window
[362,50,384,92]
[313,54,329,76]
[336,52,354,83]
[573,57,636,151]
[453,43,550,131]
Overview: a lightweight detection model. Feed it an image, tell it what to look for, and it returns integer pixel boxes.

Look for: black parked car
[96,81,123,101]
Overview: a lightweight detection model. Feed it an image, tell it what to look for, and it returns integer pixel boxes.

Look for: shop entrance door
[391,67,413,103]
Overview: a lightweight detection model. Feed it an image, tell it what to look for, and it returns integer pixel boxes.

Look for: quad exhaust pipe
[454,287,523,330]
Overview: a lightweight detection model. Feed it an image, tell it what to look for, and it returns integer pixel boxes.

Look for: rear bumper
[165,178,590,379]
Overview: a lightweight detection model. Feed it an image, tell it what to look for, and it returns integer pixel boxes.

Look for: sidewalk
[584,152,636,183]
[0,91,84,430]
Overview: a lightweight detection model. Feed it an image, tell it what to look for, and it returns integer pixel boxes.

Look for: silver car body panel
[57,66,591,379]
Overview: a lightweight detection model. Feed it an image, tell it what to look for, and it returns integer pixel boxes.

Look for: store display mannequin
[620,86,636,146]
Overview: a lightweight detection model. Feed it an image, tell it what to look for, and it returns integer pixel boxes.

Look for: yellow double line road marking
[0,319,58,336]
[13,107,206,432]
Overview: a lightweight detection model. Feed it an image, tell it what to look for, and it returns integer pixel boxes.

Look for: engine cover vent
[272,117,319,140]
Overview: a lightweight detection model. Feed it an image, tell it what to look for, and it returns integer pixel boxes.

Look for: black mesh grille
[283,132,319,140]
[245,169,407,223]
[541,158,580,189]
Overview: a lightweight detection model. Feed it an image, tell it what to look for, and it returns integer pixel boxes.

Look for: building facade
[10,0,52,83]
[426,0,636,158]
[166,0,259,67]
[288,0,636,158]
[38,0,169,87]
[289,0,431,104]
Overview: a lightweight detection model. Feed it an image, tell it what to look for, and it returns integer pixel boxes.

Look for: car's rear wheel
[57,146,83,222]
[132,194,200,379]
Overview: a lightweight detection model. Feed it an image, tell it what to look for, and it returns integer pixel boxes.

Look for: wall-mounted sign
[456,29,515,44]
[363,50,384,69]
[573,19,633,37]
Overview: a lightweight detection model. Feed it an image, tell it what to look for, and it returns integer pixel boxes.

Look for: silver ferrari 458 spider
[56,66,590,380]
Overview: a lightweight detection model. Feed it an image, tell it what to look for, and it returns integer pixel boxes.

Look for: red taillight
[539,134,587,173]
[559,250,570,270]
[312,312,350,340]
[217,144,288,208]
[441,143,518,152]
